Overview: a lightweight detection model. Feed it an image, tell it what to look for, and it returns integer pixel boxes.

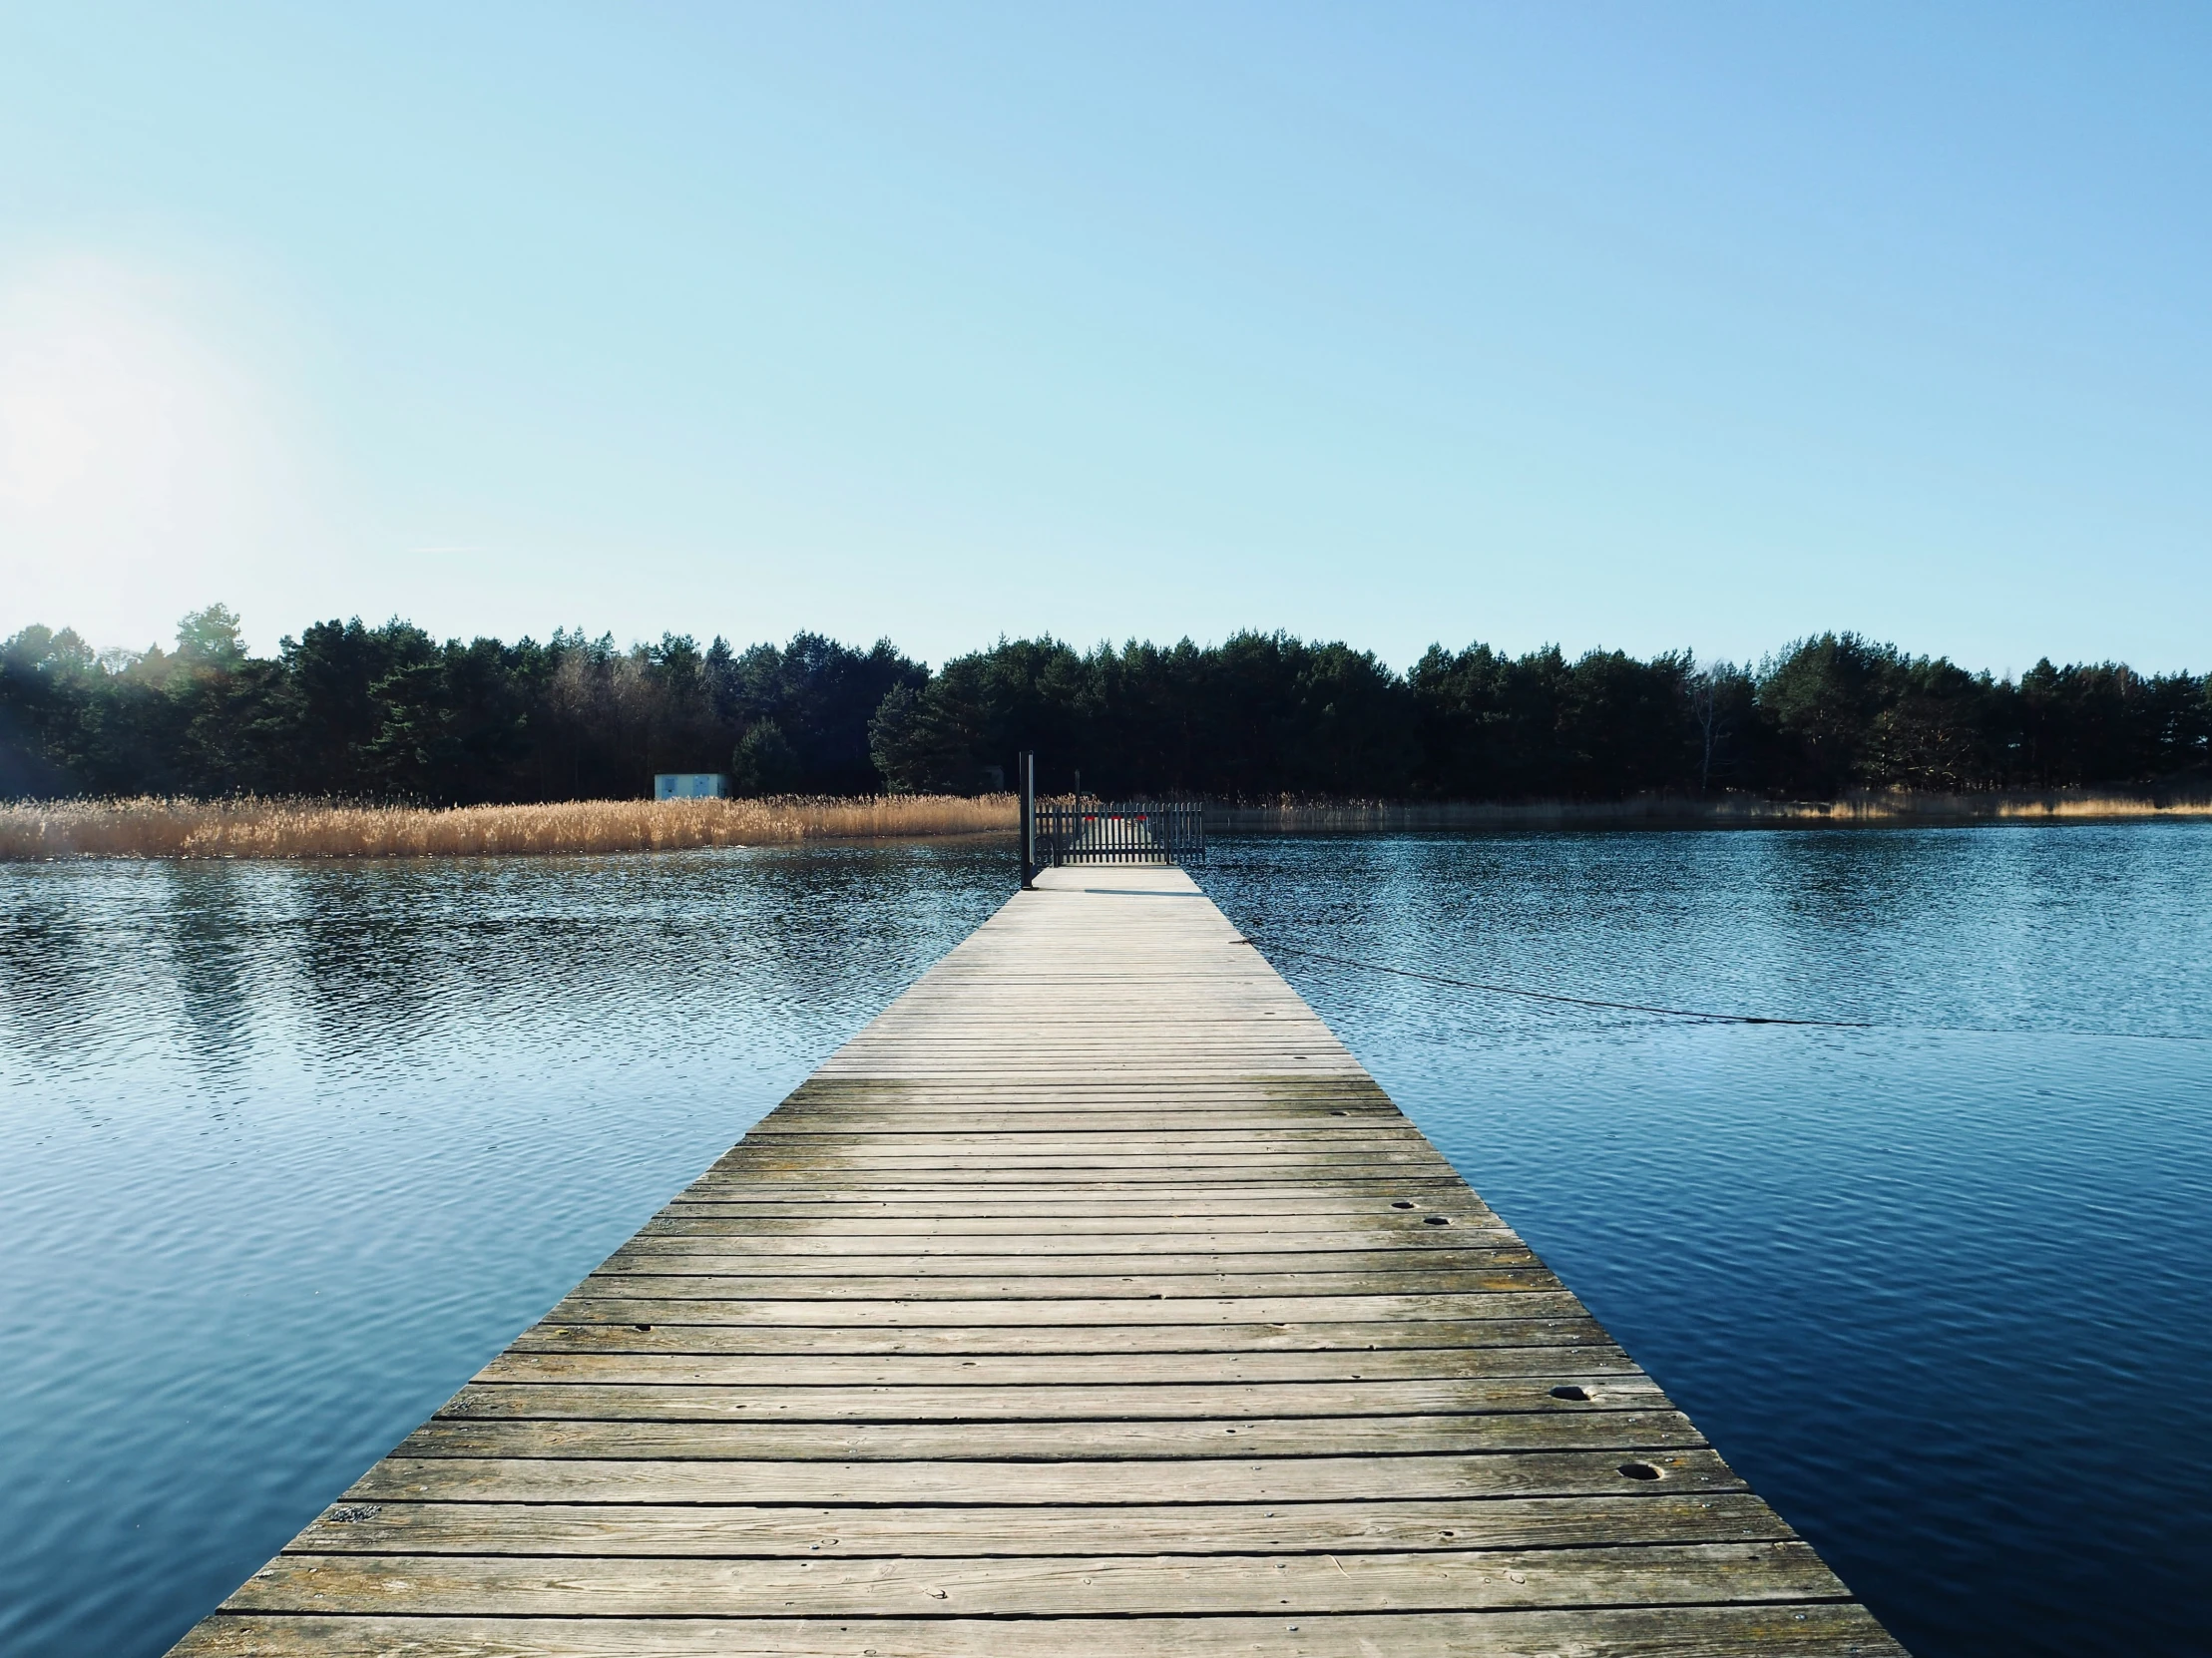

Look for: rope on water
[1234,934,2212,1042]
[1234,936,1865,1027]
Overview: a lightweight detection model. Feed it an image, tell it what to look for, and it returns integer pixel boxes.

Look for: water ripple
[1198,824,2212,1658]
[2,827,2207,1656]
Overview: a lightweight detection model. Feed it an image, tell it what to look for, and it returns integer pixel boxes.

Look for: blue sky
[3,3,2206,672]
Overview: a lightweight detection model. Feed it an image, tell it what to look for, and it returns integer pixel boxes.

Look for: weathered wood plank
[287,1493,1790,1557]
[539,1291,1594,1327]
[601,1246,1542,1275]
[509,1315,1616,1357]
[348,1448,1744,1504]
[565,1268,1564,1301]
[720,1139,1439,1158]
[436,1375,1670,1422]
[645,1209,1503,1232]
[174,1605,1906,1657]
[683,1170,1471,1188]
[632,1223,1519,1250]
[662,1193,1482,1218]
[476,1344,1641,1384]
[393,1410,1708,1459]
[222,1542,1846,1617]
[753,1111,1416,1131]
[712,1149,1458,1170]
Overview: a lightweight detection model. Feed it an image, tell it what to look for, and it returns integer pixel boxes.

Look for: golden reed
[0,795,1018,861]
[7,788,2204,860]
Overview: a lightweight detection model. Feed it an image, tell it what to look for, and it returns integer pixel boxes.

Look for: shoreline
[1210,788,2212,833]
[4,787,2208,862]
[0,795,1019,862]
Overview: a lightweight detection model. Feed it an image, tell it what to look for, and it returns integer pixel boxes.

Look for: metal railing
[1019,752,1203,886]
[1035,801,1205,867]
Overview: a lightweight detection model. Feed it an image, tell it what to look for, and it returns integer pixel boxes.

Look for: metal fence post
[1019,750,1036,889]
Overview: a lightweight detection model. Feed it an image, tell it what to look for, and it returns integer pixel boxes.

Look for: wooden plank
[632,1222,1519,1249]
[287,1493,1787,1557]
[436,1375,1672,1422]
[706,1156,1459,1176]
[173,1605,1906,1657]
[754,1118,1422,1131]
[600,1246,1542,1274]
[730,1131,1434,1149]
[539,1292,1594,1327]
[509,1316,1617,1358]
[662,1194,1484,1217]
[714,1140,1450,1160]
[476,1345,1642,1384]
[771,1091,1407,1107]
[682,1171,1472,1188]
[392,1411,1708,1459]
[163,860,1897,1656]
[349,1448,1746,1503]
[646,1212,1508,1230]
[563,1269,1564,1300]
[735,1127,1435,1146]
[221,1541,1846,1616]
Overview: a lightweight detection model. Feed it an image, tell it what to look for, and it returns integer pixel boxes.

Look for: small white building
[654,773,730,800]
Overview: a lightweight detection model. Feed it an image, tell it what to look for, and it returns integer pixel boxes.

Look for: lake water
[2,826,2206,1656]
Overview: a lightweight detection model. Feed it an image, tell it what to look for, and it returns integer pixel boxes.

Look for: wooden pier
[172,863,1902,1656]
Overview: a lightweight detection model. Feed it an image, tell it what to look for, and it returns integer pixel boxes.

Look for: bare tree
[1688,661,1739,794]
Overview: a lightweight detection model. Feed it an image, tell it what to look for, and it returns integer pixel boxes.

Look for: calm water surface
[2,826,2207,1655]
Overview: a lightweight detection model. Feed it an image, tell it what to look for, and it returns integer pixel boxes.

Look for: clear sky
[3,3,2206,674]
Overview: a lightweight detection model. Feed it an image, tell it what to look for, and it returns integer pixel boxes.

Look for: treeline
[3,607,2207,803]
[0,608,920,802]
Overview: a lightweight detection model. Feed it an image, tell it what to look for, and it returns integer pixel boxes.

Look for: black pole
[1018,750,1036,889]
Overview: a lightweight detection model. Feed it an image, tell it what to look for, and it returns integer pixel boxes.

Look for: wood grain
[174,1605,1905,1657]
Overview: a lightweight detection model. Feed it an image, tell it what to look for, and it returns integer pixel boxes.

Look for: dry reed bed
[8,788,2205,861]
[0,795,1018,861]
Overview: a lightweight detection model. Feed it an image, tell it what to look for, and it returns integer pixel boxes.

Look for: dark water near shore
[2,826,2207,1655]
